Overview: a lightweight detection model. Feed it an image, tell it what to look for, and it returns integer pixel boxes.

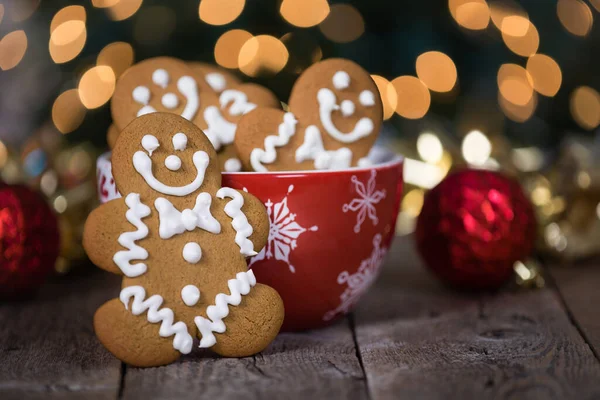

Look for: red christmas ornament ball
[415,169,536,290]
[0,184,60,298]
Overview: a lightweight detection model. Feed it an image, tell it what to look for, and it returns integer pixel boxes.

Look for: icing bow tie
[154,193,222,239]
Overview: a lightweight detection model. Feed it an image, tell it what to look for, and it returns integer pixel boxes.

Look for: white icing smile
[317,88,374,143]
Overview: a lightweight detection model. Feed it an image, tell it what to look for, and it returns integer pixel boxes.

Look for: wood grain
[353,237,600,400]
[0,268,122,400]
[549,262,600,359]
[122,319,367,400]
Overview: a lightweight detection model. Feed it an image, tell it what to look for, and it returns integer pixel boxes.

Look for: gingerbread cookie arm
[238,190,269,254]
[83,198,129,275]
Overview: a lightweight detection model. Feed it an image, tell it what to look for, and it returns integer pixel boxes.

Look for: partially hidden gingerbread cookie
[107,124,119,149]
[84,112,284,367]
[234,58,383,171]
[188,62,241,94]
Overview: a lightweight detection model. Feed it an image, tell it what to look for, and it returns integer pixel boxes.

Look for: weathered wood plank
[0,268,122,400]
[122,319,367,400]
[549,261,600,359]
[353,237,600,400]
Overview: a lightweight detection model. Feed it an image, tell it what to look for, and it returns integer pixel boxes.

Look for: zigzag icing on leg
[113,193,151,277]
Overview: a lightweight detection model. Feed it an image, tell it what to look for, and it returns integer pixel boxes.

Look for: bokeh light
[499,91,537,122]
[570,86,600,130]
[590,0,600,12]
[199,0,245,26]
[319,4,365,43]
[97,42,134,78]
[392,76,431,119]
[489,0,528,31]
[78,66,116,109]
[0,141,8,169]
[0,5,4,25]
[557,0,593,37]
[501,19,539,56]
[9,0,39,22]
[0,30,27,71]
[417,132,444,164]
[497,63,533,106]
[106,0,143,21]
[52,89,86,134]
[449,0,490,30]
[401,189,425,218]
[92,0,120,7]
[134,6,176,46]
[215,29,253,69]
[238,35,289,76]
[462,130,491,165]
[280,0,330,28]
[371,75,398,120]
[50,6,86,33]
[49,6,87,64]
[526,54,562,97]
[416,51,457,93]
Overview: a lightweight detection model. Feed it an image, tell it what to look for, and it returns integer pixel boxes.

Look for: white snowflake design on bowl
[343,169,386,233]
[249,185,318,273]
[322,233,388,321]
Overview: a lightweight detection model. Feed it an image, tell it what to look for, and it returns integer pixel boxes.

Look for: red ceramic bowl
[96,149,403,331]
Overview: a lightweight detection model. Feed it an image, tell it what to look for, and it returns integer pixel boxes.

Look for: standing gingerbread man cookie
[84,113,284,367]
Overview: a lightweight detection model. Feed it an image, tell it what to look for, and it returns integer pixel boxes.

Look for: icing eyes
[359,90,375,107]
[333,71,350,90]
[133,86,151,104]
[153,69,169,88]
[172,132,187,151]
[142,135,159,155]
[165,155,182,171]
[162,93,179,109]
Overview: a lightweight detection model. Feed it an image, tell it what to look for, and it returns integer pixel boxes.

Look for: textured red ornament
[0,184,60,298]
[415,169,536,290]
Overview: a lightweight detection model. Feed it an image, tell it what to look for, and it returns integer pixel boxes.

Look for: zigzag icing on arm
[113,193,151,278]
[194,270,257,348]
[120,286,194,354]
[250,112,297,172]
[216,188,256,256]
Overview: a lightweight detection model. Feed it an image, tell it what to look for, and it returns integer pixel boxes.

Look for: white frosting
[141,135,160,156]
[133,150,209,196]
[181,284,200,306]
[165,155,181,171]
[172,132,187,151]
[133,86,151,104]
[220,90,256,116]
[216,188,256,256]
[224,158,242,172]
[359,90,375,107]
[194,270,256,348]
[113,193,151,277]
[120,285,193,354]
[183,242,202,263]
[332,71,350,90]
[317,88,374,143]
[161,93,179,109]
[137,105,157,117]
[154,192,221,239]
[203,90,257,150]
[357,157,372,167]
[296,125,353,170]
[152,69,169,88]
[177,76,199,121]
[205,72,226,93]
[341,100,355,117]
[250,112,297,172]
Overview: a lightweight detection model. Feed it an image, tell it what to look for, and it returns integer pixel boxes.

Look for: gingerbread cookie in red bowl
[85,113,284,367]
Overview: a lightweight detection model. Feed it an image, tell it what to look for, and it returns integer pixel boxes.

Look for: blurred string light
[396,188,425,235]
[448,0,491,30]
[403,158,446,189]
[52,89,86,134]
[199,0,245,26]
[78,66,116,109]
[499,91,537,122]
[392,76,431,119]
[497,63,533,106]
[8,0,39,22]
[570,86,600,130]
[134,6,176,46]
[370,75,397,120]
[319,4,364,43]
[238,35,288,77]
[416,51,457,93]
[0,30,27,70]
[526,54,562,97]
[501,19,539,56]
[49,6,87,64]
[280,0,330,28]
[214,29,253,69]
[462,130,491,165]
[557,0,593,37]
[417,132,444,164]
[105,0,143,21]
[97,42,134,78]
[92,0,120,7]
[489,0,527,30]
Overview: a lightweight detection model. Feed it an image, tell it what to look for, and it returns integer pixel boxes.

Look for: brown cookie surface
[188,61,241,94]
[84,113,283,367]
[107,124,119,149]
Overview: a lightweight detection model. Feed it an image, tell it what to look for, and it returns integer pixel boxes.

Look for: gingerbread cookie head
[85,112,284,367]
[234,58,383,171]
[111,57,216,131]
[188,61,241,94]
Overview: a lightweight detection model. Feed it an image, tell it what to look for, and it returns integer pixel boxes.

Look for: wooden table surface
[2,236,600,400]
